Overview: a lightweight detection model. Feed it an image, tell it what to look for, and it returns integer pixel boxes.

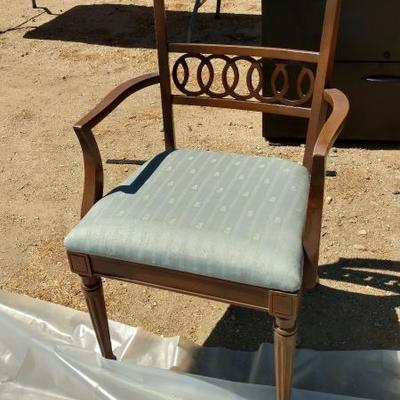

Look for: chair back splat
[153,0,342,169]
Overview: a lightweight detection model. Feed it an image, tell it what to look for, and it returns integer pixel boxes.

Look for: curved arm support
[313,89,350,158]
[74,73,160,131]
[303,88,349,289]
[74,73,160,217]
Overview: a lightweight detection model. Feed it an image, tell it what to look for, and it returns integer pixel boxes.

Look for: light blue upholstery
[64,149,310,292]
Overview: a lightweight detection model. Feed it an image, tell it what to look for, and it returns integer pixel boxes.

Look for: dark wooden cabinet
[262,0,400,141]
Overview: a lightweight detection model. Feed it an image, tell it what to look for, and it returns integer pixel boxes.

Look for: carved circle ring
[172,54,314,106]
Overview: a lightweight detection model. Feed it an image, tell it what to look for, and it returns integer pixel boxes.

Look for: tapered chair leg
[32,0,37,8]
[81,276,116,360]
[274,318,297,400]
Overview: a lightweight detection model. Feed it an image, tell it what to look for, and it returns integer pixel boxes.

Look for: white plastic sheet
[0,289,398,399]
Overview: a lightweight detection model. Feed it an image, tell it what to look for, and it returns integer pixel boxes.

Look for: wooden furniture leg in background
[274,317,297,400]
[187,0,223,41]
[81,276,116,360]
[215,0,222,18]
[187,0,203,42]
[32,0,37,8]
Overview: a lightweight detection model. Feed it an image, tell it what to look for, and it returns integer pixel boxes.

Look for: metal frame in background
[187,0,222,41]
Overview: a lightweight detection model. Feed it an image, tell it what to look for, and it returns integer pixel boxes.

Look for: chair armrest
[312,88,350,158]
[74,73,160,131]
[302,89,349,287]
[73,73,160,217]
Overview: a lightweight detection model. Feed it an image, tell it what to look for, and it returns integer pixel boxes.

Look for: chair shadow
[203,258,400,351]
[23,4,261,47]
[107,150,172,196]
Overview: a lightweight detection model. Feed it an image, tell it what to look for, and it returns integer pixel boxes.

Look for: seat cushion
[64,149,310,292]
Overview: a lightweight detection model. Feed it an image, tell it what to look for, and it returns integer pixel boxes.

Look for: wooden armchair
[64,1,348,399]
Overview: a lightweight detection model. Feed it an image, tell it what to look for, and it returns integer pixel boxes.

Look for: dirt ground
[0,0,399,351]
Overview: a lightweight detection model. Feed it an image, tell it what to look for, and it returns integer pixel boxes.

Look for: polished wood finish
[81,276,116,360]
[303,0,343,169]
[153,0,175,150]
[75,73,160,132]
[303,88,349,288]
[169,43,320,63]
[172,95,312,118]
[66,1,347,399]
[70,253,300,318]
[171,53,315,106]
[274,318,297,400]
[73,73,160,217]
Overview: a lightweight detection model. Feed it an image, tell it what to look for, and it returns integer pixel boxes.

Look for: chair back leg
[81,276,116,360]
[274,317,297,400]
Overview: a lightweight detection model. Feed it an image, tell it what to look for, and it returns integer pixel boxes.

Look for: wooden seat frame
[66,1,349,399]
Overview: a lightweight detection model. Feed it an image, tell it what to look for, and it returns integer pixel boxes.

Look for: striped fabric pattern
[64,149,310,292]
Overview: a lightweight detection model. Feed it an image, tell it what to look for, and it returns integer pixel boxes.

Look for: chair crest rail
[169,43,320,63]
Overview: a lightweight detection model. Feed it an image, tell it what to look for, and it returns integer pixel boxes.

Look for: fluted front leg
[81,276,116,360]
[274,317,297,400]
